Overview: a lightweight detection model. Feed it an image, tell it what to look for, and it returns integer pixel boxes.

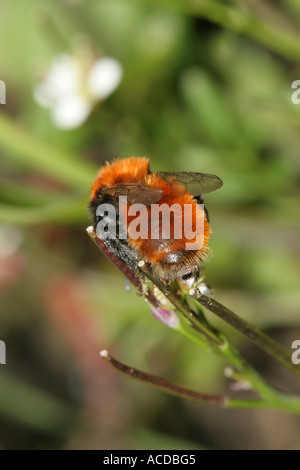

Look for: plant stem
[100,349,225,405]
[195,293,300,377]
[139,262,223,346]
[100,349,300,414]
[88,227,300,414]
[176,318,300,414]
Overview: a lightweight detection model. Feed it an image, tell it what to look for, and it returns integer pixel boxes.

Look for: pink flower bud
[149,304,179,328]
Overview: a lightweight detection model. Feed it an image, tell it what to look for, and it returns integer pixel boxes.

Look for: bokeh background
[0,0,300,450]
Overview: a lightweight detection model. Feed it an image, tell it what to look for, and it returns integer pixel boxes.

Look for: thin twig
[99,349,222,405]
[99,349,299,412]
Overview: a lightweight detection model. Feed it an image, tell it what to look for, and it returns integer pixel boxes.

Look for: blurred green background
[0,0,300,450]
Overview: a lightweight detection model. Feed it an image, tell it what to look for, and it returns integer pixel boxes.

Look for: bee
[89,157,222,282]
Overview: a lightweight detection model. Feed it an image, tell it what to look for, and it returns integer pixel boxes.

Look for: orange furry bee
[89,157,222,282]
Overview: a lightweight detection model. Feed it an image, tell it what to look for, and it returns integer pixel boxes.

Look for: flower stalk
[194,292,299,376]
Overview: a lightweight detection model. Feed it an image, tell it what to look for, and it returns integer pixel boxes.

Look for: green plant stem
[176,321,209,350]
[225,398,297,412]
[141,257,299,378]
[136,262,300,412]
[177,318,300,414]
[194,293,300,377]
[139,262,223,346]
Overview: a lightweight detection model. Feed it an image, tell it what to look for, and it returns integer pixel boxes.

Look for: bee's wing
[157,171,223,195]
[100,183,163,206]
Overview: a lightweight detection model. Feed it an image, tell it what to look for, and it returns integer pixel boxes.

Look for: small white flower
[34,54,123,130]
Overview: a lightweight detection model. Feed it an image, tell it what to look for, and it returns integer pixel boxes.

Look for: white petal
[87,57,123,99]
[34,54,81,107]
[199,283,213,298]
[49,54,80,93]
[51,95,91,129]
